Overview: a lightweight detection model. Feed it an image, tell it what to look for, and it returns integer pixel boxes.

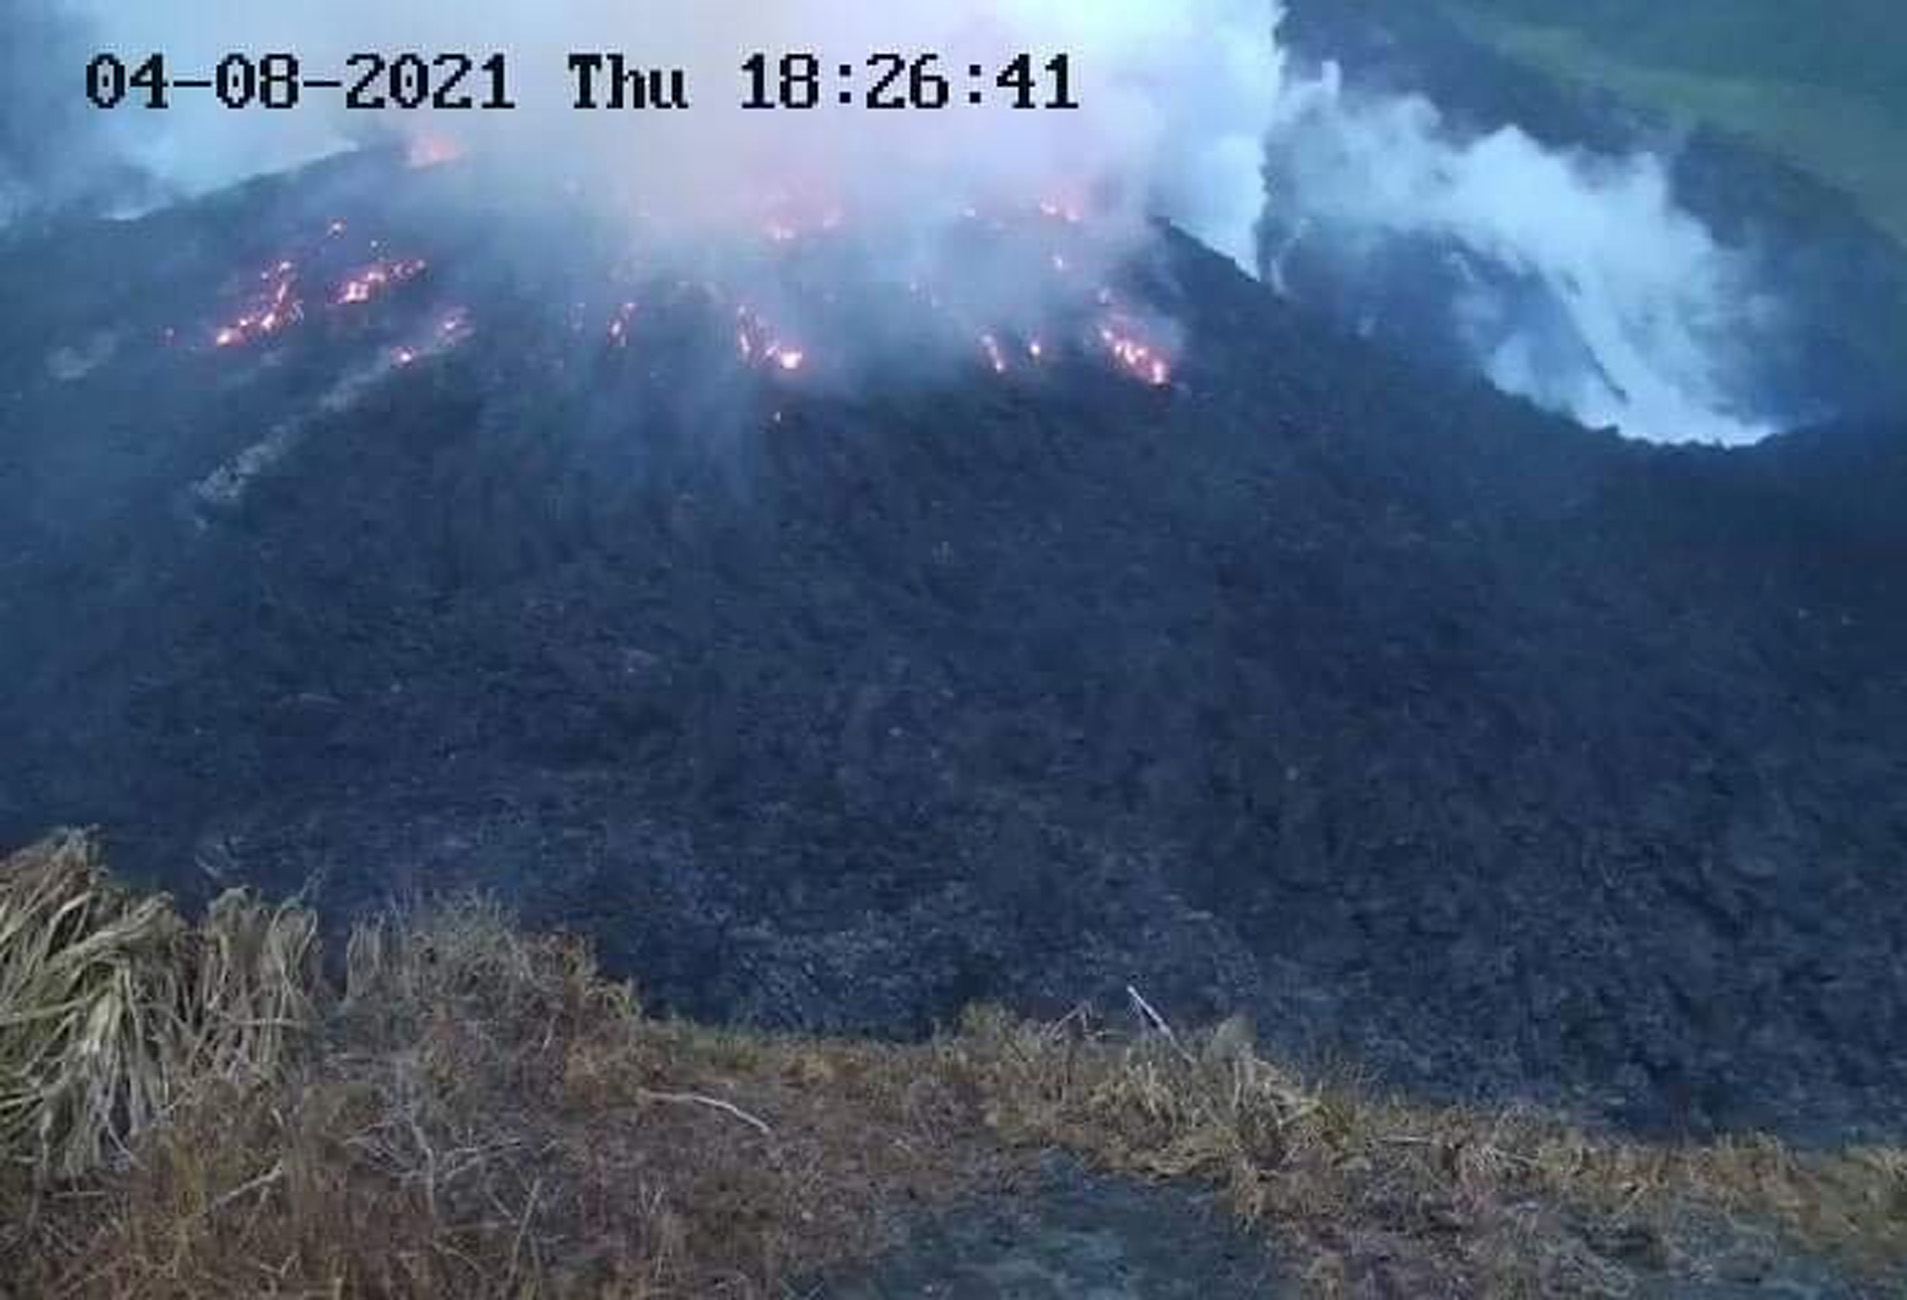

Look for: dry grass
[0,831,316,1180]
[955,1006,1907,1295]
[3,833,1903,1297]
[2,851,1002,1298]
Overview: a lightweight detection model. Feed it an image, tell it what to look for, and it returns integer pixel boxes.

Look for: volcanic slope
[1,152,1903,1142]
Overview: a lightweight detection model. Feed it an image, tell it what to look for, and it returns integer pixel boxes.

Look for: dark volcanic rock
[1,154,1904,1143]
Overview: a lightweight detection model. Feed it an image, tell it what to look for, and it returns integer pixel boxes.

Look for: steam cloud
[1256,60,1779,445]
[7,0,1786,442]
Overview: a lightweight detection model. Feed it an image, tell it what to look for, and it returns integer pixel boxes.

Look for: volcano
[2,147,1903,1144]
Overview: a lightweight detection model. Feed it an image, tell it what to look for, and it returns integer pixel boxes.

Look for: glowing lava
[1096,318,1173,388]
[214,260,303,349]
[336,258,428,307]
[195,197,1181,398]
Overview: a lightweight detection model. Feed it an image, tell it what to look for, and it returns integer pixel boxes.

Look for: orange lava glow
[1097,321,1173,387]
[336,258,428,307]
[214,261,303,349]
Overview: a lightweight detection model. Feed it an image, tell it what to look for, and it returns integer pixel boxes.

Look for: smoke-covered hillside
[2,147,1904,1146]
[10,5,1907,1296]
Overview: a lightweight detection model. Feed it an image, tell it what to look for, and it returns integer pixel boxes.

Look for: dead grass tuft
[1,830,316,1180]
[955,1002,1907,1295]
[3,859,1000,1297]
[3,835,1903,1298]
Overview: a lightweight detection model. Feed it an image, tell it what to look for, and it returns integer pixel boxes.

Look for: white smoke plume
[15,1,1785,441]
[1257,59,1780,445]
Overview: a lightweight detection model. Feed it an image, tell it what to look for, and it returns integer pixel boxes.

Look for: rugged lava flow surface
[2,151,1904,1143]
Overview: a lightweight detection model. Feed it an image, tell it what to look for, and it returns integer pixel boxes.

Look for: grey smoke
[0,0,153,222]
[11,0,1786,442]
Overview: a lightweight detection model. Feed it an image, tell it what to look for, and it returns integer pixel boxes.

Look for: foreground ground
[3,833,1903,1297]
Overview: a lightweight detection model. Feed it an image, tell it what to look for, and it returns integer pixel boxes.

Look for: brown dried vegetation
[3,832,1902,1297]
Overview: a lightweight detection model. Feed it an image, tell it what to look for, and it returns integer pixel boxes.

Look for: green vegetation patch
[1440,0,1907,248]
